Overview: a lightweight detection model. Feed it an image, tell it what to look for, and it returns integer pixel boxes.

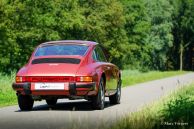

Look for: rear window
[35,44,88,57]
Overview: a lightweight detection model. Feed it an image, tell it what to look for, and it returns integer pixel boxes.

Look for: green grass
[0,72,17,107]
[122,70,187,87]
[110,84,194,129]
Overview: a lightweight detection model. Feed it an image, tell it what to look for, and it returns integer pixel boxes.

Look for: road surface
[0,73,194,129]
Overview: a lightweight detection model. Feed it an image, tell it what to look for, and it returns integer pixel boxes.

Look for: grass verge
[122,70,187,87]
[0,72,17,107]
[110,84,194,129]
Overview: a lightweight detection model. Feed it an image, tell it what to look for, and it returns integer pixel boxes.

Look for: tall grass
[121,70,187,87]
[0,72,17,107]
[110,84,194,129]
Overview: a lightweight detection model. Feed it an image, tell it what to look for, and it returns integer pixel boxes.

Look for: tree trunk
[180,43,183,71]
[180,49,183,71]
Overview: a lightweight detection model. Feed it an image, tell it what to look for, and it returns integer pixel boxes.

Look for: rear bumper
[12,83,31,94]
[12,82,97,96]
[69,82,95,95]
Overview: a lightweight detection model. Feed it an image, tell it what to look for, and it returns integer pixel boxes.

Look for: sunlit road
[0,73,194,129]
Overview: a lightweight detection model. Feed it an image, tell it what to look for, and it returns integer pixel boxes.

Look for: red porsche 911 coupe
[12,40,121,110]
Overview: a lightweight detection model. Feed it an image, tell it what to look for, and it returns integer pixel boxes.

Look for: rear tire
[91,78,105,110]
[46,99,57,106]
[18,95,34,111]
[109,78,121,104]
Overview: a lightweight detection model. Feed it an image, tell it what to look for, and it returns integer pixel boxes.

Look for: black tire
[109,78,121,104]
[18,95,34,111]
[46,99,57,106]
[91,78,105,110]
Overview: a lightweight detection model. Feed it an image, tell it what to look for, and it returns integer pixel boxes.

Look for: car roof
[40,40,98,46]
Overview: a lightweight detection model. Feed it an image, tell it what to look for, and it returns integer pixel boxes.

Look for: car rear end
[13,75,97,98]
[12,41,99,110]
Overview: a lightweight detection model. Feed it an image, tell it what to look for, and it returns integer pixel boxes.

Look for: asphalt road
[0,73,194,129]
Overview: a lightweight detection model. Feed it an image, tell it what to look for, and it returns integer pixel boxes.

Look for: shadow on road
[15,100,115,112]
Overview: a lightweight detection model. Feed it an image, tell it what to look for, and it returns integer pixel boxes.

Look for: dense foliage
[0,0,194,72]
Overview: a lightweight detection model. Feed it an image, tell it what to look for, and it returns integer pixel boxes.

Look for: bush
[158,94,194,129]
[110,84,194,129]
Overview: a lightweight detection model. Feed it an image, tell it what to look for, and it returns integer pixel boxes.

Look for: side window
[92,46,107,62]
[92,50,97,61]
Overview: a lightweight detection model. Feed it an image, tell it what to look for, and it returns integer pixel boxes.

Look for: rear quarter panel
[76,62,119,94]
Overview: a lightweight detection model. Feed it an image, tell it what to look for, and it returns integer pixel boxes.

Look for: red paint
[13,40,121,98]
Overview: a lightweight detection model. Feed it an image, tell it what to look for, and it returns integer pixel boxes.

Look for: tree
[78,0,129,68]
[170,0,194,70]
[121,0,151,70]
[144,0,174,70]
[0,0,86,72]
[0,0,129,72]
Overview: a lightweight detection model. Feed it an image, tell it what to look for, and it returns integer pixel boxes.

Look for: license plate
[34,83,68,90]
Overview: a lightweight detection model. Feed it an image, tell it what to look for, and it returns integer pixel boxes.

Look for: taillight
[15,76,24,83]
[76,76,93,82]
[15,76,75,82]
